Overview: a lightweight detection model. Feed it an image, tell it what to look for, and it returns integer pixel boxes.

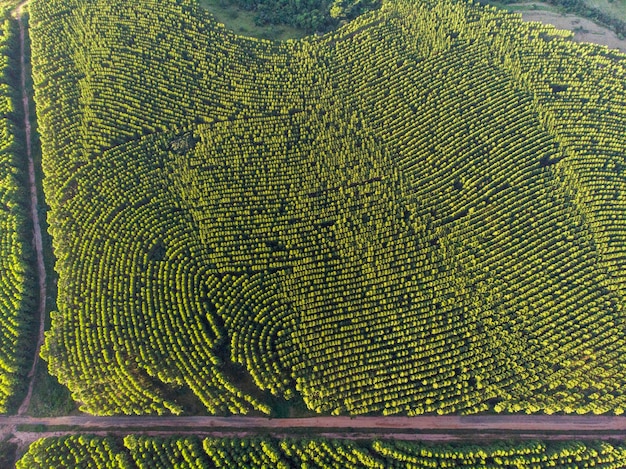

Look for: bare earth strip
[3,415,626,431]
[519,7,626,52]
[7,416,626,468]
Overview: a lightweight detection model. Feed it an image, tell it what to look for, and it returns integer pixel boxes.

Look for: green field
[199,0,381,35]
[198,0,306,40]
[17,435,626,468]
[29,0,626,417]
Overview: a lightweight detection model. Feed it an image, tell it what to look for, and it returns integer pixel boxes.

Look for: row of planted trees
[17,435,626,468]
[0,9,36,413]
[30,0,626,417]
[41,134,272,415]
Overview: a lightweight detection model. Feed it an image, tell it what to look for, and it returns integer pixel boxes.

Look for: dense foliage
[17,435,626,468]
[30,0,626,416]
[222,0,381,33]
[0,9,35,413]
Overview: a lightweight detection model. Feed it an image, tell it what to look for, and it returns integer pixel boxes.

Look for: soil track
[4,414,626,432]
[13,0,46,417]
[511,2,626,51]
[522,10,626,51]
[5,414,626,460]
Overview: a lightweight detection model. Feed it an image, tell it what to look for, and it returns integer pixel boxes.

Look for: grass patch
[212,333,315,418]
[27,360,79,417]
[163,383,211,416]
[197,0,306,41]
[0,440,17,468]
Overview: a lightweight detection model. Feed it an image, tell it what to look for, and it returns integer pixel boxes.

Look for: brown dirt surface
[3,414,626,432]
[519,6,626,51]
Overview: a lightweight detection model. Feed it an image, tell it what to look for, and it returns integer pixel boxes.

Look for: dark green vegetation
[0,6,36,413]
[27,360,78,416]
[198,0,306,41]
[215,0,381,34]
[584,0,626,29]
[16,435,626,468]
[31,0,626,416]
[0,440,18,468]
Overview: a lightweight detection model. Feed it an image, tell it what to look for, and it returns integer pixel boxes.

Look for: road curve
[4,415,626,432]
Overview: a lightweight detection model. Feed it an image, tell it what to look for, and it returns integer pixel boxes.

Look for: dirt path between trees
[12,0,46,417]
[5,414,626,461]
[505,2,626,52]
[522,9,626,52]
[4,414,626,432]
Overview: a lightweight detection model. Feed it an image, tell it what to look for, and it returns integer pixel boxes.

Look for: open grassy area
[198,0,306,40]
[26,363,78,417]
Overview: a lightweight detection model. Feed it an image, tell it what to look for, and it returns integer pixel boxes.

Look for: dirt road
[522,10,626,52]
[3,414,626,432]
[13,0,46,417]
[508,1,626,52]
[6,415,626,469]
